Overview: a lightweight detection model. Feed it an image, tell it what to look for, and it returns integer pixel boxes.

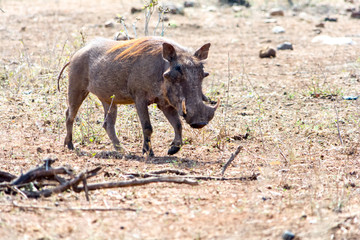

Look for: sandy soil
[1,0,360,239]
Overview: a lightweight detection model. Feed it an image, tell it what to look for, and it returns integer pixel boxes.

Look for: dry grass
[1,0,360,239]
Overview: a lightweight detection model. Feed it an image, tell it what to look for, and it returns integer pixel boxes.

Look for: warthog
[58,37,219,156]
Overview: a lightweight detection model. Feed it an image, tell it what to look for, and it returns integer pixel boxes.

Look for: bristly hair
[107,37,163,61]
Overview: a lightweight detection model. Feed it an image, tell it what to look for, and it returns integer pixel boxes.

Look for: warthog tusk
[212,98,220,110]
[182,99,187,115]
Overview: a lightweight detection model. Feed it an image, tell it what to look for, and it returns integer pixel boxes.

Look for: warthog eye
[174,65,182,74]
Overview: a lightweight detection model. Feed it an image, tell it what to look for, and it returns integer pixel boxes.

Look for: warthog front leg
[101,101,121,151]
[135,100,154,157]
[159,105,182,155]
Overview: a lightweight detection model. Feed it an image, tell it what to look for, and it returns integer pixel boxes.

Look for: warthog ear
[162,43,177,62]
[194,43,211,60]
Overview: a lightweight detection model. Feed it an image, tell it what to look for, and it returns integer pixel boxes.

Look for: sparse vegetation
[0,0,360,239]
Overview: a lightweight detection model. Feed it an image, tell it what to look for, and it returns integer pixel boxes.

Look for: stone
[184,1,195,8]
[351,11,360,19]
[312,35,355,45]
[282,230,295,240]
[315,22,325,28]
[277,42,293,50]
[272,26,285,34]
[259,47,276,58]
[104,20,115,28]
[269,8,284,16]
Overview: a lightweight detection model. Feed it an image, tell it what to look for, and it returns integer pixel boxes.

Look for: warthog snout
[182,98,220,129]
[190,122,208,129]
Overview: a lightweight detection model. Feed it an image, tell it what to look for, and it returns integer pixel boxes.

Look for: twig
[73,176,198,192]
[334,101,343,146]
[221,145,243,175]
[278,147,288,165]
[83,177,90,201]
[11,186,28,199]
[150,169,187,175]
[124,172,258,181]
[10,201,137,212]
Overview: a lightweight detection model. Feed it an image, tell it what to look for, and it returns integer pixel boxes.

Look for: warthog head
[162,42,219,128]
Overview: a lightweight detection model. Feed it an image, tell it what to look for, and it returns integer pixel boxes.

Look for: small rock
[277,42,293,50]
[312,35,355,45]
[207,6,217,12]
[264,18,277,23]
[269,8,284,16]
[282,230,295,240]
[104,20,115,28]
[324,17,337,22]
[20,26,26,32]
[131,7,142,14]
[113,32,134,41]
[232,6,242,12]
[259,47,276,58]
[166,3,185,15]
[315,22,325,28]
[342,95,359,100]
[313,29,322,34]
[184,1,195,8]
[346,7,356,13]
[219,0,250,8]
[351,11,360,19]
[272,26,285,34]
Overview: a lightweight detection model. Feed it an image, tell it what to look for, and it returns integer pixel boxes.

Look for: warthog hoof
[66,142,74,150]
[168,146,181,155]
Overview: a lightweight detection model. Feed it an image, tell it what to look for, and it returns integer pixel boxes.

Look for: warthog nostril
[190,122,208,129]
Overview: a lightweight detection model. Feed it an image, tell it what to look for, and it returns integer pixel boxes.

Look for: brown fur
[60,36,218,156]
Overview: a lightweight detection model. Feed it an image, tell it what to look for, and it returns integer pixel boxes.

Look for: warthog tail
[57,62,70,92]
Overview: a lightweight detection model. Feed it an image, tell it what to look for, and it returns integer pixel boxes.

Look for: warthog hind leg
[135,100,154,157]
[64,90,89,150]
[102,101,122,151]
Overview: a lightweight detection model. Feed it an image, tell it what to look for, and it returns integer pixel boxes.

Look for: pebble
[184,1,195,8]
[315,22,325,28]
[277,42,293,50]
[264,18,277,23]
[351,11,360,19]
[324,17,337,22]
[269,8,284,16]
[259,47,276,58]
[272,26,285,34]
[232,6,243,12]
[131,7,142,14]
[312,35,355,45]
[282,230,295,240]
[104,20,115,28]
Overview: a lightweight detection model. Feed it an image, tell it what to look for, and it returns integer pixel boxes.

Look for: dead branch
[73,176,198,192]
[184,173,258,181]
[10,201,137,212]
[150,169,188,175]
[221,145,243,175]
[0,171,16,183]
[11,166,73,185]
[20,172,86,198]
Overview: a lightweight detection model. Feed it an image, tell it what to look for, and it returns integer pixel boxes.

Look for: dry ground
[1,0,360,239]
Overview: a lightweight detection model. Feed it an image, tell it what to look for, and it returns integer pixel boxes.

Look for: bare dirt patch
[1,0,360,239]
